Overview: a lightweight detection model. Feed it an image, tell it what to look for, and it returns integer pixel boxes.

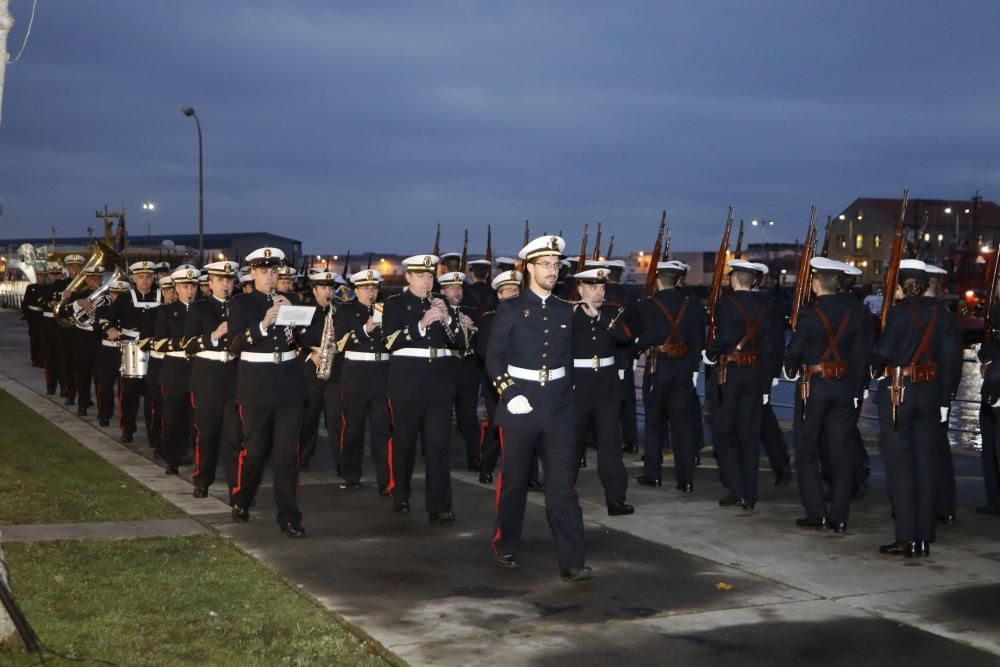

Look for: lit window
[873,260,882,275]
[924,233,931,242]
[873,234,882,248]
[837,235,846,249]
[855,233,864,251]
[937,234,944,244]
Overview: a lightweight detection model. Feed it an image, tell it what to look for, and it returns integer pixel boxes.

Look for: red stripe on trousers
[386,398,396,496]
[232,404,247,497]
[490,426,505,556]
[190,393,201,479]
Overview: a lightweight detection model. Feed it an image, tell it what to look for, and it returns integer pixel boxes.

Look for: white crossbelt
[344,351,389,362]
[121,329,139,338]
[241,350,298,363]
[42,311,54,318]
[573,355,615,370]
[392,347,454,359]
[195,350,233,362]
[28,305,42,312]
[102,339,120,348]
[507,364,567,383]
[149,351,164,359]
[164,351,187,359]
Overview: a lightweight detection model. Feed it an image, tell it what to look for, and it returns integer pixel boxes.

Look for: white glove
[992,398,1000,408]
[853,397,859,409]
[507,395,533,415]
[701,350,717,366]
[771,378,780,388]
[940,407,948,423]
[782,368,799,382]
[863,389,869,400]
[618,369,625,381]
[763,394,769,405]
[692,372,699,388]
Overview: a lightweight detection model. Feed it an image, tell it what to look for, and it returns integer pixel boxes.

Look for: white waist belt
[149,351,164,359]
[102,339,120,348]
[42,311,54,318]
[392,348,454,359]
[196,350,233,362]
[508,364,567,383]
[164,351,187,359]
[345,351,389,362]
[28,305,42,312]
[573,355,615,370]
[121,329,139,338]
[241,350,298,363]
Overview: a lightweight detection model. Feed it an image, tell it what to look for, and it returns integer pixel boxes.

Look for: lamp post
[751,219,775,256]
[181,107,204,266]
[142,201,155,237]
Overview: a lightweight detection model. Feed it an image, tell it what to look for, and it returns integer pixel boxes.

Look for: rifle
[733,220,744,258]
[880,189,910,335]
[433,224,441,257]
[789,206,818,332]
[523,219,530,246]
[485,224,493,265]
[644,211,667,299]
[986,241,1000,345]
[606,235,615,260]
[342,251,351,276]
[592,222,603,261]
[578,224,590,273]
[367,252,373,270]
[661,226,672,261]
[820,215,832,258]
[705,206,735,347]
[911,209,930,259]
[460,229,469,273]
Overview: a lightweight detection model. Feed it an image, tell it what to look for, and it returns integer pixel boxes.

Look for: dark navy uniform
[784,293,867,528]
[21,281,46,367]
[572,303,631,508]
[336,300,391,490]
[382,290,465,514]
[636,288,706,488]
[184,296,241,496]
[757,289,791,481]
[53,275,78,404]
[56,287,100,415]
[152,299,193,471]
[228,288,306,530]
[486,290,585,572]
[977,328,1000,514]
[872,294,961,550]
[454,303,483,471]
[461,281,493,316]
[931,298,962,521]
[39,279,66,395]
[705,289,777,508]
[604,283,640,451]
[93,298,121,425]
[297,303,344,471]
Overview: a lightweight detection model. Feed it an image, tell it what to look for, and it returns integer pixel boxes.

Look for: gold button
[592,336,597,340]
[544,341,549,346]
[544,329,549,333]
[542,353,548,358]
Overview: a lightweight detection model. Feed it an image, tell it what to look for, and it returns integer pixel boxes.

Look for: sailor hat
[64,254,86,265]
[83,264,105,275]
[239,273,254,284]
[350,269,383,286]
[491,270,522,290]
[438,271,466,286]
[726,259,759,275]
[841,263,863,276]
[402,254,439,272]
[129,260,156,274]
[204,260,239,277]
[246,247,286,268]
[277,265,297,277]
[656,260,687,273]
[606,259,627,269]
[749,262,769,276]
[109,280,130,293]
[924,263,947,276]
[171,267,200,284]
[467,259,492,267]
[309,271,339,286]
[494,256,518,268]
[574,268,609,284]
[518,235,566,261]
[809,257,843,274]
[174,263,198,273]
[159,277,175,289]
[46,261,63,273]
[156,261,171,271]
[439,252,461,260]
[585,259,609,268]
[898,259,927,279]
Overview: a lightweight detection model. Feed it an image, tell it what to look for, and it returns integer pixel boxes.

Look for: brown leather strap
[728,296,767,354]
[652,296,689,347]
[814,305,851,364]
[904,304,938,365]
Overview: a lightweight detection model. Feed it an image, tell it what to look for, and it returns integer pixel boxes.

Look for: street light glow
[944,207,952,214]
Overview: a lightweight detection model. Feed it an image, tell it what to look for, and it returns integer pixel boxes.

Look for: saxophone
[315,304,336,380]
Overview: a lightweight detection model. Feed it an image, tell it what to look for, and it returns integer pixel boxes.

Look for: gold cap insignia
[549,237,559,250]
[597,270,605,279]
[367,271,375,281]
[423,255,432,267]
[263,249,272,258]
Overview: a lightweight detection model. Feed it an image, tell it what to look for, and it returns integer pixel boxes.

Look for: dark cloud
[1,0,998,255]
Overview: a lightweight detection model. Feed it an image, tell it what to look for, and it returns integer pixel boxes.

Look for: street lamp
[142,201,155,237]
[181,106,204,266]
[751,219,775,254]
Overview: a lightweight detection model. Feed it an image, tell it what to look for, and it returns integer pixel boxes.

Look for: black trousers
[160,386,191,469]
[454,380,482,467]
[71,330,97,409]
[233,401,304,526]
[643,371,697,486]
[299,371,342,468]
[42,320,63,394]
[492,424,584,571]
[761,402,790,473]
[933,419,956,517]
[575,398,628,506]
[619,364,639,447]
[120,376,153,439]
[94,345,119,422]
[191,389,242,493]
[710,367,764,505]
[58,326,76,401]
[480,388,502,474]
[388,396,453,514]
[793,388,855,524]
[980,400,1000,508]
[27,315,44,366]
[878,383,938,543]
[340,391,391,488]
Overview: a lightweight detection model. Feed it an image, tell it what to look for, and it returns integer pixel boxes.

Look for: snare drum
[120,340,149,378]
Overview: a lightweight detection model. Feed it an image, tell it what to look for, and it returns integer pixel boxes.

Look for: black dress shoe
[795,516,828,529]
[165,466,179,476]
[339,481,362,490]
[622,443,638,454]
[378,485,389,497]
[976,504,1000,516]
[496,554,520,569]
[120,433,133,443]
[579,457,588,468]
[740,500,756,511]
[231,506,249,522]
[560,566,593,583]
[831,522,848,534]
[467,459,482,472]
[76,406,88,417]
[429,511,456,524]
[915,540,930,557]
[693,453,702,467]
[936,514,956,526]
[719,495,743,507]
[527,480,545,493]
[636,476,662,488]
[393,501,411,513]
[281,523,307,538]
[676,482,693,494]
[479,472,494,484]
[98,417,110,427]
[192,487,208,498]
[65,396,75,406]
[879,540,914,556]
[607,502,635,516]
[774,468,791,486]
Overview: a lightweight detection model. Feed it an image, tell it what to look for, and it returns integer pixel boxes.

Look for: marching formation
[18,206,1000,580]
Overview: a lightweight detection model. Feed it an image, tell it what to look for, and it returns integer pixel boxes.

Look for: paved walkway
[1,312,999,665]
[0,519,208,543]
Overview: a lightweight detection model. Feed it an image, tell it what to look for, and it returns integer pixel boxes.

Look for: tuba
[53,240,124,328]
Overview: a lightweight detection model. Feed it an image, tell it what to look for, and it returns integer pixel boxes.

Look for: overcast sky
[1,1,998,256]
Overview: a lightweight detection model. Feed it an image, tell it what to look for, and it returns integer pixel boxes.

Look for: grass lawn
[0,389,180,524]
[1,535,394,666]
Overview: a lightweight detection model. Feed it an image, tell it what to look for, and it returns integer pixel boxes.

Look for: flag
[115,211,128,252]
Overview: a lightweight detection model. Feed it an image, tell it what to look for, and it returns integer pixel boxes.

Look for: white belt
[508,364,567,383]
[150,351,164,359]
[573,355,615,370]
[392,347,454,360]
[42,311,54,318]
[164,351,187,359]
[241,350,298,363]
[121,329,139,338]
[345,351,389,362]
[196,350,233,362]
[28,305,42,312]
[102,339,120,348]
